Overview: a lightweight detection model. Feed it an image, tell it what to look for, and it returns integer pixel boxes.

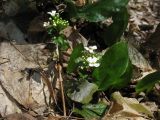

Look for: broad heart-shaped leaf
[65,0,129,47]
[73,102,107,120]
[67,43,84,73]
[65,0,129,22]
[99,8,129,46]
[93,42,132,90]
[136,71,160,93]
[67,80,98,104]
[99,60,132,90]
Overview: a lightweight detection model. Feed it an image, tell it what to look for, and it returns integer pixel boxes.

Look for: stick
[57,63,66,116]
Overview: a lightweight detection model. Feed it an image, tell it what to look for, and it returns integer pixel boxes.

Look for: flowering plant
[43,10,69,50]
[75,45,101,69]
[44,10,69,32]
[40,0,137,119]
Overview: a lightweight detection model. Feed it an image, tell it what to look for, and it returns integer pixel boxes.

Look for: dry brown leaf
[102,92,153,120]
[0,42,51,115]
[4,113,37,120]
[61,26,88,49]
[128,43,152,71]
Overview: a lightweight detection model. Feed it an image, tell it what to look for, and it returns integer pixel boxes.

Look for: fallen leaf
[102,92,153,120]
[67,80,98,104]
[128,43,152,71]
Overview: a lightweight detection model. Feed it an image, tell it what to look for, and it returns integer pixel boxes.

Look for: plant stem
[58,63,66,116]
[56,45,66,116]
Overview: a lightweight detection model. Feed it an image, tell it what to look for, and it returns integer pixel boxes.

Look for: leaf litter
[0,0,160,119]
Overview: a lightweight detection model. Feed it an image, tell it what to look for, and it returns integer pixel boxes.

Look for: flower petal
[89,46,97,50]
[47,10,56,16]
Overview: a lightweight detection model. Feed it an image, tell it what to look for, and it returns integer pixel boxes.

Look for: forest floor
[0,0,160,120]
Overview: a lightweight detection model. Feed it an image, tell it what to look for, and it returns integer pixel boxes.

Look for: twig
[0,60,9,65]
[32,48,64,112]
[9,42,30,61]
[40,70,57,104]
[55,43,66,116]
[66,103,75,120]
[102,92,111,103]
[57,63,66,116]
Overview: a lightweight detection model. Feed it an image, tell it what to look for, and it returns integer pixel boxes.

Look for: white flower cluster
[86,56,100,67]
[43,10,69,30]
[84,45,100,67]
[43,10,56,27]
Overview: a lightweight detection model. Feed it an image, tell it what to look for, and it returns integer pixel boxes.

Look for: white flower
[89,63,100,67]
[94,63,100,67]
[84,45,97,53]
[47,10,56,16]
[87,57,98,63]
[43,22,50,27]
[86,56,100,67]
[89,46,97,50]
[84,47,89,51]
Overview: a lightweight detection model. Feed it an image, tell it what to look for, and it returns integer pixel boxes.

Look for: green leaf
[73,102,107,120]
[65,0,129,47]
[117,60,132,88]
[67,80,98,104]
[101,60,132,90]
[93,42,132,90]
[99,8,129,46]
[73,108,99,120]
[82,102,107,115]
[94,42,129,79]
[67,43,84,73]
[136,71,160,93]
[65,0,129,22]
[52,35,69,50]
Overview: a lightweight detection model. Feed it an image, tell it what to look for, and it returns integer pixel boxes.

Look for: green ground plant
[43,0,160,119]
